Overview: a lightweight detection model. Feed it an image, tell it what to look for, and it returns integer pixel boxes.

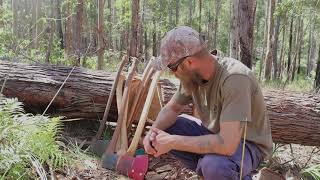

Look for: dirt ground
[58,120,320,180]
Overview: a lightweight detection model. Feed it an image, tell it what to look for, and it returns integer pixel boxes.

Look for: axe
[104,58,138,155]
[127,70,161,156]
[126,60,154,131]
[93,55,128,141]
[102,68,161,180]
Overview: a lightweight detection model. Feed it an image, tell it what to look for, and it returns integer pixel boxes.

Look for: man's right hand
[143,130,157,155]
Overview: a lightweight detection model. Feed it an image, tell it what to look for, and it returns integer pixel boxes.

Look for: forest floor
[54,120,320,180]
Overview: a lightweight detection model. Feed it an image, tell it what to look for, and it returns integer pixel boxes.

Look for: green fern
[302,164,320,180]
[0,96,69,179]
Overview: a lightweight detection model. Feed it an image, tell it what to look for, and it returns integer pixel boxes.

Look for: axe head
[90,140,110,156]
[128,155,149,180]
[102,154,149,180]
[116,154,134,175]
[101,153,118,171]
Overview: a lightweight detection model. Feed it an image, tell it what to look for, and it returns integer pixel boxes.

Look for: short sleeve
[172,83,193,105]
[220,75,252,122]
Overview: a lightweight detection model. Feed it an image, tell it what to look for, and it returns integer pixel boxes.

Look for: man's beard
[176,70,207,95]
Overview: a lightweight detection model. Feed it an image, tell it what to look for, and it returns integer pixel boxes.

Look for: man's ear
[185,57,195,69]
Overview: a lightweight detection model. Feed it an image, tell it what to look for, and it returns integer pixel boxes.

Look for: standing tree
[315,45,320,91]
[287,16,294,75]
[45,0,55,63]
[278,12,287,79]
[12,0,18,36]
[272,0,281,79]
[188,0,192,26]
[264,0,276,80]
[212,0,221,49]
[65,0,73,57]
[31,0,40,48]
[259,0,269,80]
[307,13,316,77]
[291,17,303,81]
[230,0,239,59]
[297,19,304,75]
[238,0,256,69]
[97,0,106,70]
[55,0,64,49]
[175,0,180,25]
[199,0,202,33]
[129,0,140,58]
[107,0,112,50]
[75,0,84,66]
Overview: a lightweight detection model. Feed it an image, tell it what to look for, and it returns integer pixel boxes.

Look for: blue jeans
[165,116,263,180]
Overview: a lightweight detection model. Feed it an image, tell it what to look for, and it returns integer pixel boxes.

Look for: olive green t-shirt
[172,57,273,158]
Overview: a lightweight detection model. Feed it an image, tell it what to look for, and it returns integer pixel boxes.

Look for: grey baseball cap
[152,26,207,71]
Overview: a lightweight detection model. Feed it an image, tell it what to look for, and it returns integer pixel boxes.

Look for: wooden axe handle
[117,94,129,155]
[127,70,161,156]
[126,60,153,129]
[115,74,125,151]
[116,75,125,113]
[94,55,128,141]
[105,58,138,154]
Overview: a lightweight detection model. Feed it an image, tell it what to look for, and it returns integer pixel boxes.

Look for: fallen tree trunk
[1,61,320,146]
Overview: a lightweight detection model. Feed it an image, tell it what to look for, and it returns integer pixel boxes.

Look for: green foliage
[261,73,314,92]
[302,164,320,180]
[0,96,69,179]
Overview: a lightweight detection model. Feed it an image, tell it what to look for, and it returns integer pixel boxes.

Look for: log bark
[1,61,320,146]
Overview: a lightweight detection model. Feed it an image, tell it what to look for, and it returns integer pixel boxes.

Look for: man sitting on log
[143,26,273,180]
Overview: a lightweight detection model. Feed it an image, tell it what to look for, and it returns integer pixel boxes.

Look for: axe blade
[101,153,118,171]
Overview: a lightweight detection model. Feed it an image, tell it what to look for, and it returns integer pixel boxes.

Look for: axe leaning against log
[90,55,161,180]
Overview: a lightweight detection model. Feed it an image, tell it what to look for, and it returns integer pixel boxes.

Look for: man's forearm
[152,105,180,131]
[172,134,240,156]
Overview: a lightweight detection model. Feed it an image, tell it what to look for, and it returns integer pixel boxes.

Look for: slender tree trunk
[55,0,64,49]
[65,0,72,56]
[0,0,2,6]
[290,17,302,81]
[199,0,202,33]
[31,0,39,48]
[140,0,149,62]
[228,0,232,56]
[230,0,239,59]
[175,0,179,25]
[45,0,55,63]
[259,0,269,80]
[272,0,281,79]
[139,0,144,59]
[188,0,192,26]
[168,0,173,29]
[287,16,294,75]
[278,14,287,79]
[238,0,256,69]
[107,0,112,50]
[315,45,320,90]
[213,0,221,49]
[120,7,126,51]
[264,0,276,80]
[144,30,148,61]
[297,20,304,74]
[307,15,316,77]
[129,0,140,58]
[12,0,18,36]
[152,23,157,56]
[97,0,106,70]
[75,0,84,66]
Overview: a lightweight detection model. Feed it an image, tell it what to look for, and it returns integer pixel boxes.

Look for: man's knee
[198,155,238,180]
[164,116,192,135]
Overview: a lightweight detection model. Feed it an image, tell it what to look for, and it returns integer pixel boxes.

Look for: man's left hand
[151,127,176,157]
